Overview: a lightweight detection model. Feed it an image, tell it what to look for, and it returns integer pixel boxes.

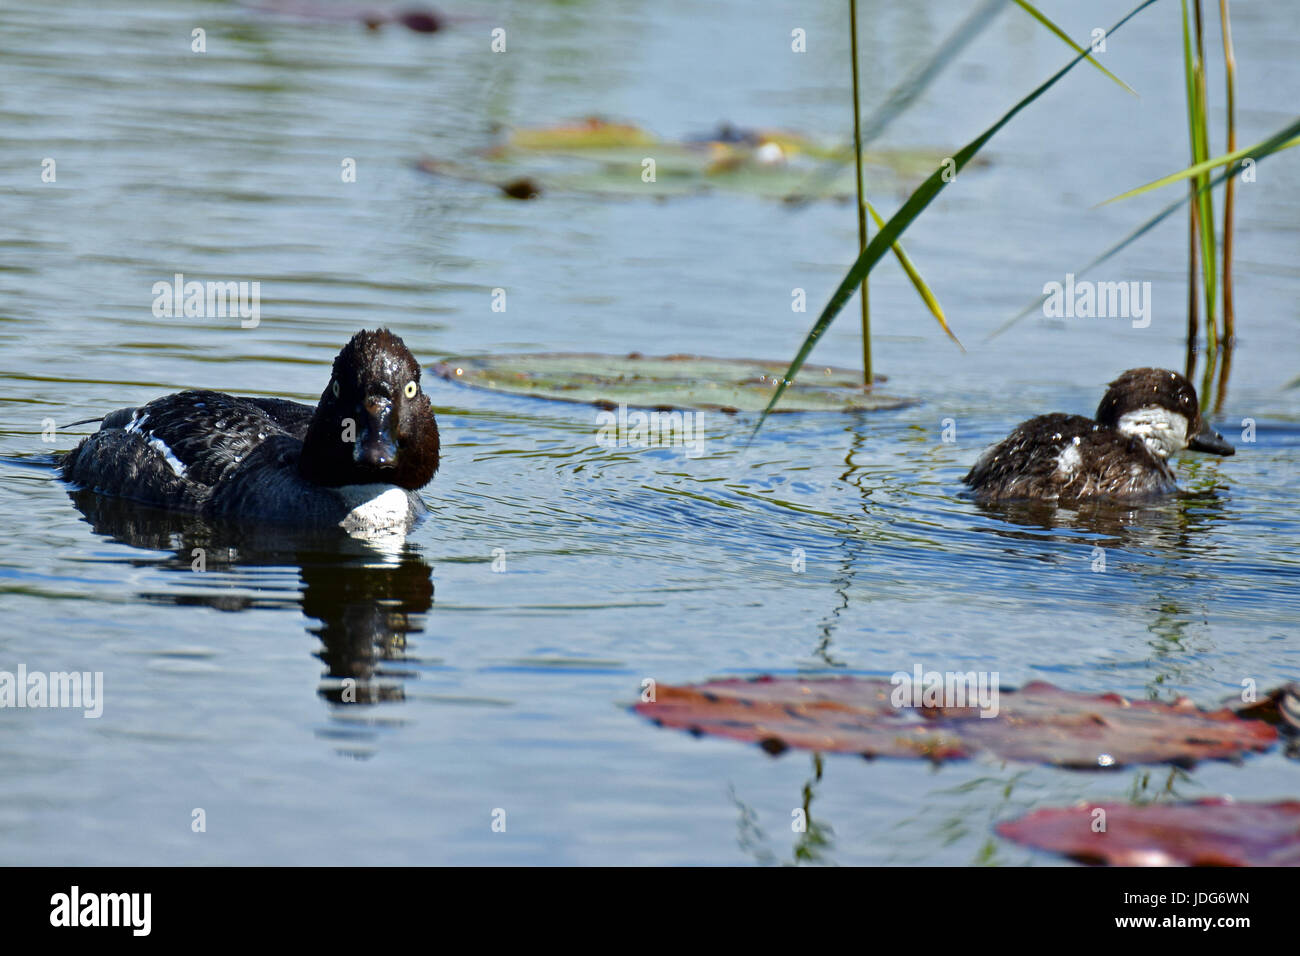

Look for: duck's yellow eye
[331,380,340,397]
[404,381,418,398]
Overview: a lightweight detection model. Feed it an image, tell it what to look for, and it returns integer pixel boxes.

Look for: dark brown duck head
[1095,368,1234,459]
[299,329,440,489]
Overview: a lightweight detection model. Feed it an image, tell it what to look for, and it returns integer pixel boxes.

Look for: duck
[59,329,440,532]
[963,367,1233,503]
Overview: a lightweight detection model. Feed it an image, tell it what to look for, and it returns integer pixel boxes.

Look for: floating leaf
[638,677,971,760]
[997,799,1300,866]
[430,354,916,413]
[499,119,841,160]
[418,119,963,202]
[501,117,659,152]
[634,677,1279,768]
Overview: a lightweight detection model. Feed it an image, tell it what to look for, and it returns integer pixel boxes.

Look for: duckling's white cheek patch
[1117,409,1190,459]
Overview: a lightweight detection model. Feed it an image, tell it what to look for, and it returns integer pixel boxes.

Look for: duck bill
[1188,420,1234,456]
[354,403,399,468]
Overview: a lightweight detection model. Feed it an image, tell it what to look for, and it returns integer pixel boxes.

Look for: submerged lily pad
[633,677,1279,768]
[997,800,1300,866]
[430,353,915,413]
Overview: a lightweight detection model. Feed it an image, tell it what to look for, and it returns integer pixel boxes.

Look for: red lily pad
[634,677,1279,768]
[996,799,1300,866]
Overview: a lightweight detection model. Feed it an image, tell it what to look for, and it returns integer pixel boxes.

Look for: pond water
[1,0,1297,865]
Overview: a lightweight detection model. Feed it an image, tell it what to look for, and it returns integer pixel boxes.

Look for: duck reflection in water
[969,487,1229,550]
[65,488,434,707]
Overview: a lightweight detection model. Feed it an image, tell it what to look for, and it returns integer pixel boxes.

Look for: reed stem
[1192,0,1218,364]
[849,0,871,386]
[1216,0,1237,410]
[1186,198,1199,380]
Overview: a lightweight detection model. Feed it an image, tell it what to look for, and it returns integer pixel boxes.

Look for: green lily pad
[429,353,916,413]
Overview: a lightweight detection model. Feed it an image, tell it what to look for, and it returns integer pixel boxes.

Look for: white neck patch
[334,483,413,534]
[1116,407,1189,459]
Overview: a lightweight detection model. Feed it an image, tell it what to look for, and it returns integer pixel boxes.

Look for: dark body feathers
[59,330,440,530]
[962,368,1232,504]
[962,413,1174,502]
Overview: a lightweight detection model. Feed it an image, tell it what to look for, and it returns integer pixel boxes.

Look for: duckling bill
[963,368,1233,503]
[59,329,440,533]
